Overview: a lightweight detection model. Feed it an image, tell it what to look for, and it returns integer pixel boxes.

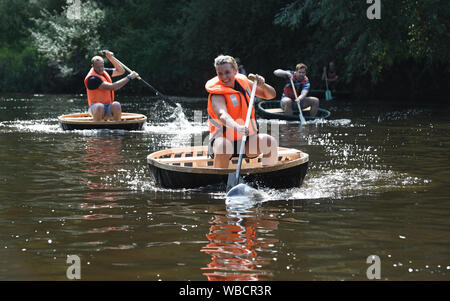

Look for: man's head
[328,61,336,71]
[91,56,105,75]
[295,63,307,81]
[214,54,238,87]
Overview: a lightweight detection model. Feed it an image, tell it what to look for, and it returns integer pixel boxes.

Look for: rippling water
[0,93,449,280]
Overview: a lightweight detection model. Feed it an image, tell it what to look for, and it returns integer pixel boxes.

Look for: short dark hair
[295,63,307,72]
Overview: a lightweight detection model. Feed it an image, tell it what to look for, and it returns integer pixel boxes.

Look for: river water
[0,93,449,281]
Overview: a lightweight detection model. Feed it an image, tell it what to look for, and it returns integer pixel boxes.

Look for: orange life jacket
[84,68,114,106]
[205,73,258,141]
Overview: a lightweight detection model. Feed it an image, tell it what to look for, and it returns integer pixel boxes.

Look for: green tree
[274,0,450,98]
[0,0,60,92]
[30,0,105,79]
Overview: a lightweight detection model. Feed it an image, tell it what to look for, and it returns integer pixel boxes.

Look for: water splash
[259,168,430,202]
[225,184,267,210]
[0,119,62,134]
[258,118,354,127]
[146,103,206,131]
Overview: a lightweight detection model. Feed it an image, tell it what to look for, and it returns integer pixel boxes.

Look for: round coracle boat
[147,146,309,190]
[256,100,331,121]
[58,113,147,130]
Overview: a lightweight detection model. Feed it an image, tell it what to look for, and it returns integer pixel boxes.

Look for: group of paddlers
[83,51,337,168]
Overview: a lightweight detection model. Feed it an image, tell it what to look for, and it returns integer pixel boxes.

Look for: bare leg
[281,97,294,115]
[212,137,233,168]
[245,134,278,166]
[302,96,319,117]
[90,103,105,121]
[257,134,278,166]
[110,101,122,121]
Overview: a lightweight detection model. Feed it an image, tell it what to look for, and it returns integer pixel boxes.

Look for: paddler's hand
[248,73,266,86]
[287,72,293,80]
[127,71,139,80]
[236,125,250,136]
[103,50,115,58]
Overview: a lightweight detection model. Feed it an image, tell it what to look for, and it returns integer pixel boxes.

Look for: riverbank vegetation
[1,0,448,101]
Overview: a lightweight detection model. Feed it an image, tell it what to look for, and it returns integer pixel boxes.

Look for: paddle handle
[324,68,329,90]
[290,77,298,99]
[100,50,175,105]
[290,77,306,125]
[101,50,142,80]
[243,74,258,129]
[234,77,259,182]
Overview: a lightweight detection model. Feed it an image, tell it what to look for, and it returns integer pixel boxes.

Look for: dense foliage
[0,0,448,100]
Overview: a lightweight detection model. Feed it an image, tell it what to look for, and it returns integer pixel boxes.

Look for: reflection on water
[201,203,278,281]
[81,135,123,192]
[0,94,449,280]
[80,135,125,221]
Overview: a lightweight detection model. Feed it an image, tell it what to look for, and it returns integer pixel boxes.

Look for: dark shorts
[208,138,258,160]
[280,97,306,111]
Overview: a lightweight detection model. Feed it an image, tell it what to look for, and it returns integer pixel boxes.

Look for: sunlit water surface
[0,94,449,280]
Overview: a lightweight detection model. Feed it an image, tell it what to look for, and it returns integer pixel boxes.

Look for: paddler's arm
[296,89,309,104]
[98,71,139,91]
[296,80,310,103]
[211,94,249,135]
[104,50,125,77]
[248,74,276,100]
[273,69,293,80]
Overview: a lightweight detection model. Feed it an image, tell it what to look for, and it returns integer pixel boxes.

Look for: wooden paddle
[289,77,307,125]
[226,74,259,193]
[100,50,176,107]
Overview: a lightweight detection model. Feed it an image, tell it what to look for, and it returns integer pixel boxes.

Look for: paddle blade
[226,173,244,192]
[299,112,306,125]
[226,183,263,199]
[296,101,307,125]
[325,90,333,101]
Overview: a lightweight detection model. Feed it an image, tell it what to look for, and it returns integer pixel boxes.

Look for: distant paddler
[274,63,319,117]
[84,50,139,121]
[205,54,278,169]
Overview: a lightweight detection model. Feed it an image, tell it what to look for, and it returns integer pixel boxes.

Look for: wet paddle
[289,77,307,125]
[226,74,259,195]
[100,50,177,107]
